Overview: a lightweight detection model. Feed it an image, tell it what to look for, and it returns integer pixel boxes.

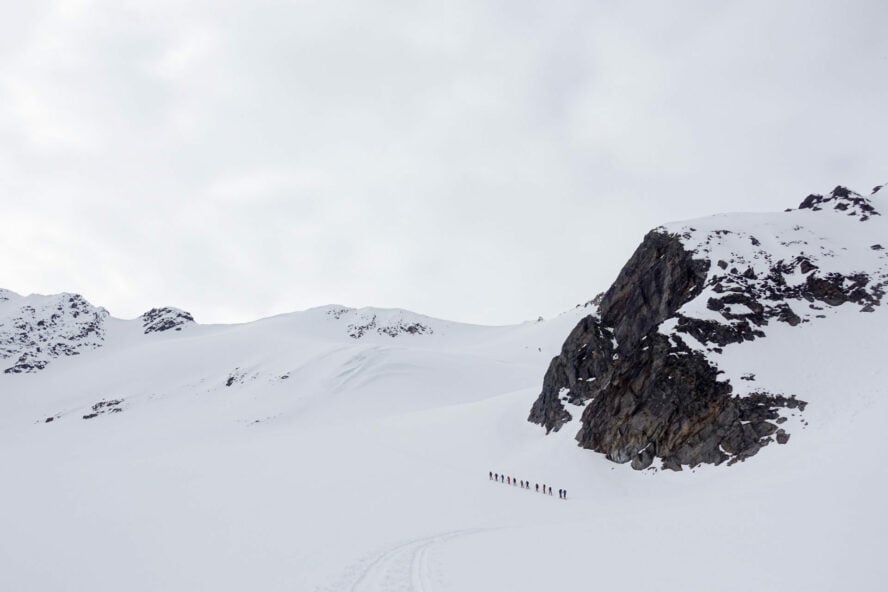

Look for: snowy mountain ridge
[0,290,572,375]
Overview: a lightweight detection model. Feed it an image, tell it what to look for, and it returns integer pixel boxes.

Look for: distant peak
[140,307,195,334]
[1,291,106,373]
[319,305,436,339]
[797,185,881,221]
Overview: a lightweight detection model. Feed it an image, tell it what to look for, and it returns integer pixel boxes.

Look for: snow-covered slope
[1,186,886,591]
[0,294,593,427]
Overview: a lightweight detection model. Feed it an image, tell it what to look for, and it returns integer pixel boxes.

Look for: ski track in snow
[345,529,483,592]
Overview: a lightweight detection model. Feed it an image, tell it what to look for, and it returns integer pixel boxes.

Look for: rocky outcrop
[529,230,802,468]
[141,307,195,334]
[573,332,805,470]
[347,315,433,339]
[324,307,435,339]
[530,184,886,470]
[527,316,615,432]
[600,230,710,348]
[0,293,107,374]
[799,185,880,221]
[82,399,124,420]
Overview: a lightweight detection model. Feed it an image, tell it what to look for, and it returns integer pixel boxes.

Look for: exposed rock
[528,315,615,433]
[530,228,810,469]
[599,230,709,349]
[1,293,107,374]
[798,186,880,221]
[529,183,883,471]
[377,321,433,337]
[631,445,655,470]
[141,307,194,334]
[346,314,434,339]
[82,399,124,419]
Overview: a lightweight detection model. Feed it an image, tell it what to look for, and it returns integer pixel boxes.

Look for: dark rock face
[530,230,810,469]
[798,185,880,221]
[531,184,886,470]
[141,308,194,334]
[527,316,615,433]
[1,294,107,374]
[529,231,834,469]
[577,333,807,469]
[600,230,710,349]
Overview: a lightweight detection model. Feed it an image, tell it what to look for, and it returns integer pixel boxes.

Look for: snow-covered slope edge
[529,184,887,470]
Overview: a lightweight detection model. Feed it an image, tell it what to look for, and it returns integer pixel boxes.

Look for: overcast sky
[1,0,886,325]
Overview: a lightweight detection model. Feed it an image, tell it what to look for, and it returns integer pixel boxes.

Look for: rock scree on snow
[529,184,887,471]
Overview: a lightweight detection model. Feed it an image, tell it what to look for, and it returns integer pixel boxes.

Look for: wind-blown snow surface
[1,289,886,590]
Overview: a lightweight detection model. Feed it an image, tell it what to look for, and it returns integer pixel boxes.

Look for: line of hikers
[489,471,567,499]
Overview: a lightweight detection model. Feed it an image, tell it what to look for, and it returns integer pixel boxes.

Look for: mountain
[529,184,887,470]
[1,185,885,591]
[0,289,594,426]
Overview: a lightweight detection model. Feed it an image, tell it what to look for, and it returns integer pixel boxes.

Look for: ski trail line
[348,528,483,592]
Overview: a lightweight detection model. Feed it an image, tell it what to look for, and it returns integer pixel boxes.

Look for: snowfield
[1,279,886,590]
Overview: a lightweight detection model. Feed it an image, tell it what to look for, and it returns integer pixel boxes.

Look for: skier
[489,471,493,480]
[558,488,562,498]
[563,489,567,499]
[549,486,553,495]
[507,476,510,485]
[535,483,539,493]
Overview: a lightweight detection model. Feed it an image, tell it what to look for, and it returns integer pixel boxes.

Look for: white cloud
[1,0,886,324]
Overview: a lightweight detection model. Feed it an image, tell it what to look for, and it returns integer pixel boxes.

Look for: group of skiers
[489,471,567,499]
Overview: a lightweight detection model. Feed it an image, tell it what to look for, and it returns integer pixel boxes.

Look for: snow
[1,187,887,591]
